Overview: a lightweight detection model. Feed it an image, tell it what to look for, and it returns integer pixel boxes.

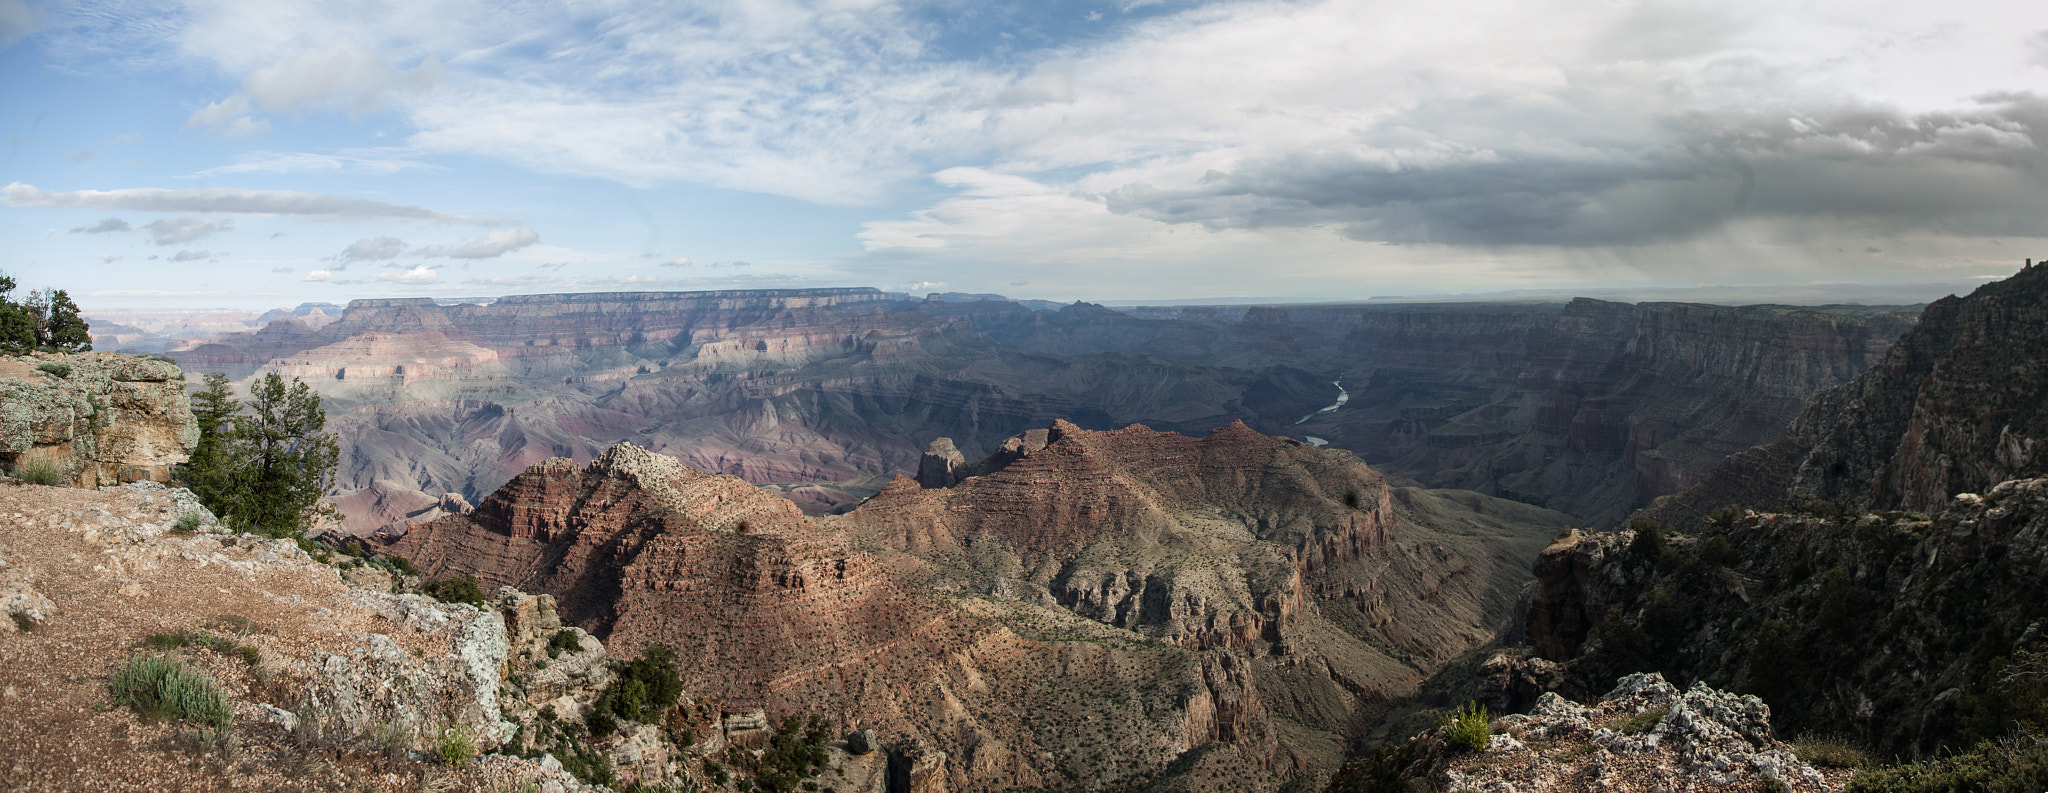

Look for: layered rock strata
[170,288,1904,534]
[378,420,1573,790]
[0,352,198,487]
[1642,262,2048,527]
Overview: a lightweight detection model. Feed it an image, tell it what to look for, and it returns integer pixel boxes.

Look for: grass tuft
[109,653,232,730]
[1618,707,1668,735]
[9,609,36,632]
[1795,733,1873,769]
[171,513,203,534]
[1443,701,1492,752]
[10,458,63,487]
[435,727,478,767]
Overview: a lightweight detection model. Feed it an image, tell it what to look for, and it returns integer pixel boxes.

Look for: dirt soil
[0,481,566,792]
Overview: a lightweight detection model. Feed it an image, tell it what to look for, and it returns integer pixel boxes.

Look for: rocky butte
[379,417,1573,789]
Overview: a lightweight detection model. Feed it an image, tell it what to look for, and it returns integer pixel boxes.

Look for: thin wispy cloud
[3,183,512,225]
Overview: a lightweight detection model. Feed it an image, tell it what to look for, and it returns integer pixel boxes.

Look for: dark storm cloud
[1104,94,2048,246]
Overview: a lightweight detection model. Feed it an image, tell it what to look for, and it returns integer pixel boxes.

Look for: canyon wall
[380,421,1572,790]
[170,289,1911,533]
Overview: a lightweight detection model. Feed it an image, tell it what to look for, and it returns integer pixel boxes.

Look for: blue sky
[3,0,2047,311]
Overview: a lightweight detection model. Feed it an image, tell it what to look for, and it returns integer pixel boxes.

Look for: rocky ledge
[1447,673,1845,792]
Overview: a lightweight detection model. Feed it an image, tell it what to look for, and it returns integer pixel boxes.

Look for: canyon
[164,290,1915,534]
[379,418,1573,789]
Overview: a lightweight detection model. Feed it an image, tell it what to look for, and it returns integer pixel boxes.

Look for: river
[1294,379,1347,446]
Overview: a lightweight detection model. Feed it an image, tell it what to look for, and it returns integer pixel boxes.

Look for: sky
[2,0,2047,311]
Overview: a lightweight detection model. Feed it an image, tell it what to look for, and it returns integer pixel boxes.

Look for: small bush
[36,361,70,378]
[11,458,63,487]
[548,629,581,659]
[109,653,232,730]
[171,513,204,534]
[9,609,36,632]
[435,727,478,767]
[1629,519,1667,561]
[1795,734,1872,769]
[1443,701,1492,752]
[425,574,487,608]
[387,555,419,577]
[1699,534,1738,567]
[1619,707,1668,735]
[734,519,752,534]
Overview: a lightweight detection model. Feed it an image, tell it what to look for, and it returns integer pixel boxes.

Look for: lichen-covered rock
[0,552,58,629]
[1460,673,1840,792]
[0,352,198,488]
[297,591,516,749]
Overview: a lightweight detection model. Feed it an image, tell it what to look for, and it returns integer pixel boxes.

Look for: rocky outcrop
[1642,263,2047,527]
[1527,477,2048,757]
[1440,674,1844,792]
[0,352,198,487]
[379,419,1573,790]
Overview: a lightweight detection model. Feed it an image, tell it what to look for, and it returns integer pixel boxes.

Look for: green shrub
[1795,734,1873,769]
[548,629,582,659]
[592,643,685,726]
[108,653,232,729]
[425,574,487,608]
[9,609,36,632]
[387,555,419,577]
[435,727,478,767]
[1846,735,2048,792]
[1699,534,1738,567]
[1629,519,1667,561]
[11,458,63,487]
[170,513,204,534]
[36,361,70,378]
[1443,701,1492,752]
[1619,707,1668,735]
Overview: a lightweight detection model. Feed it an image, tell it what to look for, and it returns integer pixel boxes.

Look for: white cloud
[341,236,404,261]
[416,226,539,259]
[304,269,332,282]
[169,249,213,261]
[0,0,35,50]
[191,149,443,177]
[143,217,232,245]
[3,183,511,224]
[70,217,131,234]
[186,38,441,134]
[660,257,693,267]
[375,265,439,284]
[100,253,121,262]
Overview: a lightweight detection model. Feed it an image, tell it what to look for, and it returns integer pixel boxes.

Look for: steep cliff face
[1339,300,1914,527]
[1643,263,2048,527]
[0,352,198,487]
[1515,265,2048,760]
[379,422,1572,790]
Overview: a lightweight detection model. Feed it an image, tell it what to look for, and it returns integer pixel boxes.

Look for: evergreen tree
[182,373,241,513]
[179,372,340,538]
[0,273,91,353]
[0,273,35,354]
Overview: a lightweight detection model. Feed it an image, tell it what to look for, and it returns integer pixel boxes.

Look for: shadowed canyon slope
[1506,264,2048,763]
[379,420,1571,789]
[168,290,1914,533]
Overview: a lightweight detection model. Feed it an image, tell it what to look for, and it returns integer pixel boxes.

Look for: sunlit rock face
[380,420,1574,790]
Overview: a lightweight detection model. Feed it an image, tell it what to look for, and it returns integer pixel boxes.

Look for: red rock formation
[378,420,1571,790]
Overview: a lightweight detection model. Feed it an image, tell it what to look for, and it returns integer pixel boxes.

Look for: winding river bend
[1294,379,1348,446]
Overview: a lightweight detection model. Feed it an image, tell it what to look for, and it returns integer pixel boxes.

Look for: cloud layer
[4,183,510,225]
